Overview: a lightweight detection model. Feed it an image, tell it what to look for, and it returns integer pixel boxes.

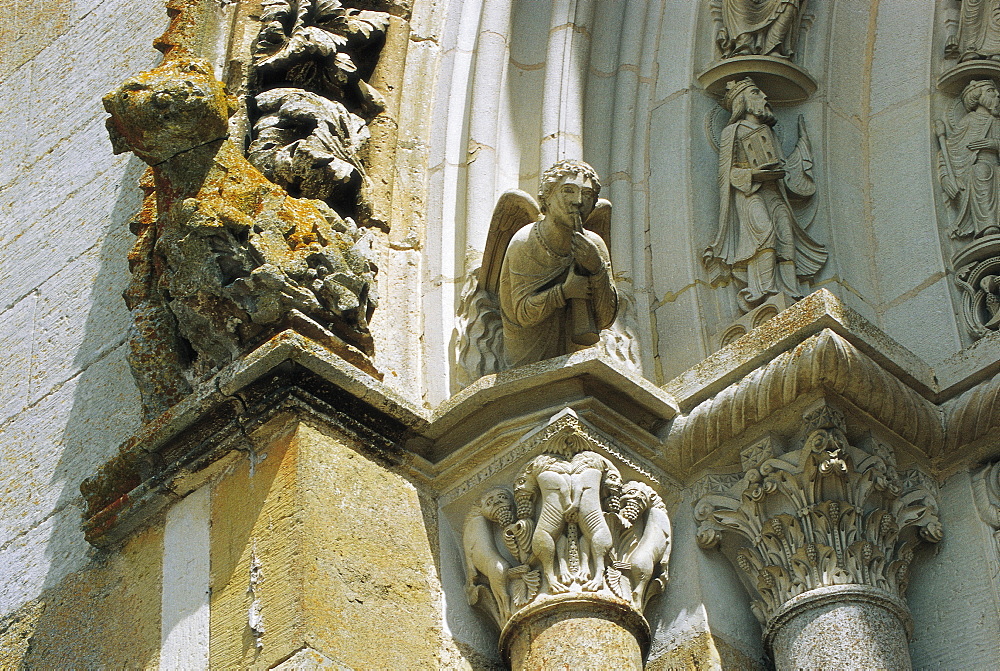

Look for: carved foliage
[694,405,943,625]
[249,0,390,223]
[673,329,944,471]
[462,422,670,629]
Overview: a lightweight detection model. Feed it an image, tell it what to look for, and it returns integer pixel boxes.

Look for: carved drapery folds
[104,57,379,420]
[700,1,815,104]
[455,161,624,386]
[249,0,389,225]
[460,419,671,633]
[705,78,825,316]
[946,0,1000,63]
[935,79,1000,337]
[694,405,942,630]
[710,0,806,61]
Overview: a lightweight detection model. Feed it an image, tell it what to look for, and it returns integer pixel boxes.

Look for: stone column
[501,594,648,670]
[694,404,943,670]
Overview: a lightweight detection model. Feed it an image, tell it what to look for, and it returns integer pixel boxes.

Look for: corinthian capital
[694,404,943,627]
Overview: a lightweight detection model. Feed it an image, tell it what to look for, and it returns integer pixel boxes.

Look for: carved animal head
[103,58,237,165]
[479,487,516,527]
[619,481,663,524]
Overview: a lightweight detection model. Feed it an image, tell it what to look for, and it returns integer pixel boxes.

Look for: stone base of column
[499,594,649,670]
[765,584,912,671]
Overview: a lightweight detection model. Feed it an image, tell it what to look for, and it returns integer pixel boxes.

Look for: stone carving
[937,79,1000,239]
[705,78,826,314]
[972,461,1000,557]
[948,362,1000,450]
[711,0,806,60]
[104,57,379,420]
[694,405,943,626]
[608,481,672,610]
[946,0,1000,62]
[955,240,1000,336]
[249,0,389,224]
[457,161,620,379]
[668,326,944,473]
[462,429,670,629]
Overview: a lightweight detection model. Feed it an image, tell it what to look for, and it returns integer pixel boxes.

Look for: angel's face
[548,173,597,228]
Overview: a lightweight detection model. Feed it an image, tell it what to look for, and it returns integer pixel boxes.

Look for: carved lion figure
[462,487,516,626]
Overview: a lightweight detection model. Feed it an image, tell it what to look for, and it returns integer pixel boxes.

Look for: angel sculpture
[457,160,618,377]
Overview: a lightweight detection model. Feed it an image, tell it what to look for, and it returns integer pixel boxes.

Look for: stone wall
[1,0,999,668]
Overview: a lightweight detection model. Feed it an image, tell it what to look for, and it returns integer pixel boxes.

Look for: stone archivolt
[694,404,943,630]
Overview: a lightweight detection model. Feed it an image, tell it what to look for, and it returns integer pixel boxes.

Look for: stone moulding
[947,370,1000,453]
[667,328,944,472]
[698,55,817,104]
[80,330,424,548]
[80,290,1000,548]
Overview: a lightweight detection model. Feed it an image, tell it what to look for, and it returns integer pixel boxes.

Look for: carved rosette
[953,234,1000,338]
[458,412,671,655]
[694,405,943,633]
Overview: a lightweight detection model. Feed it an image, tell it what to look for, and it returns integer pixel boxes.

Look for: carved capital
[694,403,943,629]
[459,412,671,636]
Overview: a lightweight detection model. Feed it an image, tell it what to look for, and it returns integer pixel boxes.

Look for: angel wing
[481,190,541,295]
[783,114,816,200]
[583,198,612,250]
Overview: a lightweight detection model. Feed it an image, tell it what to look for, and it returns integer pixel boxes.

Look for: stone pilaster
[694,404,943,669]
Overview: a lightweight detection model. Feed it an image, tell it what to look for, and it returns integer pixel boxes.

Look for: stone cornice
[947,371,1000,455]
[666,328,945,473]
[80,292,1000,546]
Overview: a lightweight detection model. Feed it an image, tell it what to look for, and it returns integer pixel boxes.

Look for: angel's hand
[571,232,603,274]
[563,266,591,300]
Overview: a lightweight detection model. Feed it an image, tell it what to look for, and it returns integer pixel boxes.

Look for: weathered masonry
[1,1,999,669]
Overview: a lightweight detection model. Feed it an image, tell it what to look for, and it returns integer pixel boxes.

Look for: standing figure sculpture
[713,0,806,59]
[947,0,1000,62]
[937,79,1000,239]
[705,77,826,313]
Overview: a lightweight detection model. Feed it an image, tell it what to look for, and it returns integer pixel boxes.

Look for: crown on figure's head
[723,77,756,111]
[962,78,997,111]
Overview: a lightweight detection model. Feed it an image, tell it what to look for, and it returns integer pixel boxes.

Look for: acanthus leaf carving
[694,404,943,627]
[672,328,944,471]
